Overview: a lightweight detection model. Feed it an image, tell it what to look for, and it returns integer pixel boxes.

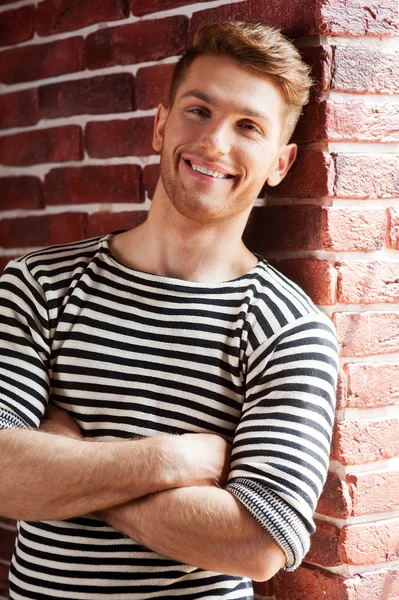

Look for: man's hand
[175,433,231,488]
[40,403,84,440]
[39,403,231,489]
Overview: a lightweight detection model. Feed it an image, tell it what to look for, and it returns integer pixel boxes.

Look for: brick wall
[0,1,398,599]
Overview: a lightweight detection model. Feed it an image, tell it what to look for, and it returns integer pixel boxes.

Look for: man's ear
[266,143,297,187]
[152,103,169,153]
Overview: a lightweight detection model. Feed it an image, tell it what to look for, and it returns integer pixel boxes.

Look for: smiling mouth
[184,159,234,180]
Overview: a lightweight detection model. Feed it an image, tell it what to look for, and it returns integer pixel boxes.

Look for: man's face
[153,55,297,225]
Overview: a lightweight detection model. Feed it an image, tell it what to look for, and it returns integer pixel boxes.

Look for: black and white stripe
[0,233,338,599]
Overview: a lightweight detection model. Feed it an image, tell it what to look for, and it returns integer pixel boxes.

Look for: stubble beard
[159,146,255,227]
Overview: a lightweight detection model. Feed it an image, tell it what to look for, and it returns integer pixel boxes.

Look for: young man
[0,22,338,599]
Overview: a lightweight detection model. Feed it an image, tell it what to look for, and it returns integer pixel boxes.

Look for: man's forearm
[0,429,226,522]
[99,486,286,582]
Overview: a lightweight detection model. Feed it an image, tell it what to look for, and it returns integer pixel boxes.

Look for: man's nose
[199,121,231,156]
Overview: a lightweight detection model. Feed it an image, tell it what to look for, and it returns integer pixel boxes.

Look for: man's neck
[109,194,258,284]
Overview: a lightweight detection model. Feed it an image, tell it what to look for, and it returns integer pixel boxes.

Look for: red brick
[348,471,399,516]
[275,564,399,600]
[292,97,327,144]
[143,163,160,200]
[86,210,148,238]
[331,418,399,465]
[335,312,399,357]
[85,16,187,70]
[85,117,153,158]
[0,255,20,274]
[39,74,135,120]
[243,205,322,254]
[253,579,273,598]
[45,165,142,205]
[270,150,334,198]
[274,565,348,600]
[326,100,399,143]
[334,154,399,199]
[300,46,333,93]
[337,261,399,304]
[0,126,82,167]
[0,213,87,248]
[294,99,399,144]
[315,0,399,37]
[0,176,43,210]
[335,368,347,411]
[190,0,317,39]
[35,0,129,36]
[321,208,387,252]
[388,208,399,250]
[136,64,175,110]
[0,521,16,562]
[316,472,351,520]
[275,259,337,305]
[341,518,399,565]
[0,88,39,130]
[132,0,215,15]
[0,563,9,596]
[306,519,342,566]
[0,5,34,47]
[332,47,399,94]
[0,37,84,85]
[344,363,399,408]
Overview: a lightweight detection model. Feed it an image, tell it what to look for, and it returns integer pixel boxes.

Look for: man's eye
[188,108,209,117]
[241,122,259,132]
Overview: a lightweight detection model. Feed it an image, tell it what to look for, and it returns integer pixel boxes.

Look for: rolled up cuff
[226,478,312,571]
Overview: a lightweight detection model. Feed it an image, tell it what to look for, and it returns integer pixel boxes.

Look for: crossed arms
[0,405,285,581]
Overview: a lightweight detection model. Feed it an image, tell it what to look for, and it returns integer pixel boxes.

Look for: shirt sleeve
[226,313,338,571]
[0,259,51,430]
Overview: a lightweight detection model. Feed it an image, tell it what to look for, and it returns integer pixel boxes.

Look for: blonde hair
[169,21,313,143]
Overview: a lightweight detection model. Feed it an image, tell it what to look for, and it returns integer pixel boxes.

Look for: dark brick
[0,37,84,85]
[39,74,135,120]
[45,165,142,205]
[0,213,87,248]
[136,64,174,110]
[35,0,129,36]
[0,5,34,47]
[301,45,333,93]
[86,210,148,237]
[0,126,82,167]
[243,205,322,254]
[131,0,214,16]
[270,150,334,198]
[85,16,188,70]
[292,97,327,144]
[0,88,39,130]
[0,255,19,274]
[143,163,160,200]
[190,0,317,40]
[0,176,43,210]
[0,521,16,562]
[0,562,9,597]
[276,259,337,305]
[85,117,154,158]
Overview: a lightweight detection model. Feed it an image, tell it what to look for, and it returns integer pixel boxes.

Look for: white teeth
[190,162,229,179]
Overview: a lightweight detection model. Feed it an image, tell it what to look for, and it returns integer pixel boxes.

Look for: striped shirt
[0,233,338,599]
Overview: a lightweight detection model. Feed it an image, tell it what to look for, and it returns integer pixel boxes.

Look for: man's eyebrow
[180,89,272,123]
